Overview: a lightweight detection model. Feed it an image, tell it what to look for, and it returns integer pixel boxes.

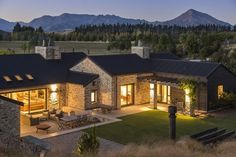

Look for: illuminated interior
[218,85,224,99]
[150,83,154,104]
[120,84,134,106]
[91,90,97,103]
[0,89,47,113]
[150,83,171,104]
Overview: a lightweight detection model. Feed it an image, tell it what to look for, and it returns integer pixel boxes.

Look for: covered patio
[137,75,187,111]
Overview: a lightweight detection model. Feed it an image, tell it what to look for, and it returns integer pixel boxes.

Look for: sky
[0,0,236,24]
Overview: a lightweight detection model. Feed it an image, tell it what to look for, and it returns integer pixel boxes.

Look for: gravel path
[43,131,123,157]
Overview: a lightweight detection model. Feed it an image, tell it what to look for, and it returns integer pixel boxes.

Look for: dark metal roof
[89,54,151,75]
[67,71,99,86]
[150,53,180,60]
[0,52,90,90]
[151,59,220,77]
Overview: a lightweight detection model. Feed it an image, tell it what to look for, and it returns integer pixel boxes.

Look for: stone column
[154,82,157,109]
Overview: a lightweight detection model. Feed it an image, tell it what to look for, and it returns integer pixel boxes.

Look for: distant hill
[28,14,151,32]
[163,9,231,26]
[0,18,16,32]
[0,9,231,32]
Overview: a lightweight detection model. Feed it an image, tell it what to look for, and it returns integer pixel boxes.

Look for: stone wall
[116,73,151,109]
[66,83,85,110]
[0,97,49,157]
[0,97,21,147]
[71,58,113,106]
[171,86,185,104]
[196,84,208,111]
[85,78,99,109]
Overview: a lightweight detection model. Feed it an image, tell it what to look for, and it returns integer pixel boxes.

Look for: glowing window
[3,76,12,82]
[15,75,23,81]
[91,91,97,103]
[25,74,34,80]
[218,85,224,99]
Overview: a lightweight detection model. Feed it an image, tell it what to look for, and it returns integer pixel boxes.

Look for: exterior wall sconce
[50,84,58,92]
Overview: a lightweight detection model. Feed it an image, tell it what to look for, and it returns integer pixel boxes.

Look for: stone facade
[0,97,21,147]
[0,97,49,156]
[84,78,100,109]
[71,58,113,106]
[66,83,85,110]
[116,73,151,109]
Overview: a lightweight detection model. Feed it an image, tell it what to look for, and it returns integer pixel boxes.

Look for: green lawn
[89,110,236,144]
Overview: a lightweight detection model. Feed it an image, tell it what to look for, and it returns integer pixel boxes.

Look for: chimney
[35,45,61,60]
[131,40,150,59]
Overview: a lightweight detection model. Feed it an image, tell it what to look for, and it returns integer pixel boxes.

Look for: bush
[217,92,236,108]
[74,127,100,155]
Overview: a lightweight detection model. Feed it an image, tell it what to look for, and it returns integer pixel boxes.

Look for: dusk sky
[0,0,236,24]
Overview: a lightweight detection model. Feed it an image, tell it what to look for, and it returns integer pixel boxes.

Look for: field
[0,41,129,55]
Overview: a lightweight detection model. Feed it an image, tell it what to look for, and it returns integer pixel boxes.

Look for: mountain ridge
[0,9,231,32]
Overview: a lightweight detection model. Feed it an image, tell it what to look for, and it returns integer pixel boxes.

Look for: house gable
[70,57,114,106]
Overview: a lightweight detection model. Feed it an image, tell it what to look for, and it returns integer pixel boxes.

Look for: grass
[89,110,236,144]
[0,41,129,55]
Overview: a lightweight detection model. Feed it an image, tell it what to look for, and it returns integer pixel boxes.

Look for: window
[3,76,12,82]
[15,75,23,81]
[91,91,97,103]
[218,85,224,99]
[1,89,47,113]
[25,74,34,80]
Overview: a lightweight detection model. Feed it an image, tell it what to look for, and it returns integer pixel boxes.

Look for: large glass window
[0,89,47,113]
[120,84,134,106]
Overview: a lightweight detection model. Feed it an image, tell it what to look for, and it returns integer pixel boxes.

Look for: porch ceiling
[138,76,179,87]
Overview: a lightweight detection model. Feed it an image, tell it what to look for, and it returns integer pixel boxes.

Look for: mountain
[163,9,231,26]
[0,18,16,32]
[0,9,231,32]
[28,14,151,32]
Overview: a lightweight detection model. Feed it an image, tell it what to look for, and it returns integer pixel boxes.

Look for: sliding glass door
[150,83,171,104]
[120,84,134,106]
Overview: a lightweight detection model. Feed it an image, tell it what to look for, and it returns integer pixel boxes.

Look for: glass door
[120,84,134,106]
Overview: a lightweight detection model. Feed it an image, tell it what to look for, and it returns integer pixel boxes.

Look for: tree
[13,23,21,33]
[185,33,199,57]
[157,33,169,52]
[75,127,99,155]
[21,42,27,53]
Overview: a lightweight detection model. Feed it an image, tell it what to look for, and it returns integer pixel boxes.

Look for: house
[1,45,236,115]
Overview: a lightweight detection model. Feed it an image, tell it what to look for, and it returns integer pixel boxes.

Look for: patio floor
[20,104,168,138]
[21,120,59,138]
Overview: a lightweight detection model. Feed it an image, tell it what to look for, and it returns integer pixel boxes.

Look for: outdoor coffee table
[36,124,51,133]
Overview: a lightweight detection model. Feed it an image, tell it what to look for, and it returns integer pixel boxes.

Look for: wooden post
[168,105,177,140]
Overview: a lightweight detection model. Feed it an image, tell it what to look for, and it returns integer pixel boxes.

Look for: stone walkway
[43,131,123,157]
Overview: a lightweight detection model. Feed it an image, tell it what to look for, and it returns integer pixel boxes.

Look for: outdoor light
[50,84,58,92]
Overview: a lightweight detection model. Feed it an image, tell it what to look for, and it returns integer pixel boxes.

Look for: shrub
[74,127,100,155]
[217,92,236,108]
